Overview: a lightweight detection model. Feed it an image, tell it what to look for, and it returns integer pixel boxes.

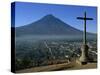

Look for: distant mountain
[15,14,94,37]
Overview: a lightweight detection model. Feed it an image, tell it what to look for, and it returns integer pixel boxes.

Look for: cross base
[76,44,89,65]
[76,59,87,65]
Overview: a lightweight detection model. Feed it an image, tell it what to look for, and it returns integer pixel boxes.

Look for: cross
[77,12,93,45]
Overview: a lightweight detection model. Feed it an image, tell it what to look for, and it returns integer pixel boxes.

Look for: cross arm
[77,17,84,20]
[77,17,93,20]
[85,18,93,20]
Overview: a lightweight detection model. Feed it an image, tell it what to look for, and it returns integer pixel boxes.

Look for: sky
[13,2,97,33]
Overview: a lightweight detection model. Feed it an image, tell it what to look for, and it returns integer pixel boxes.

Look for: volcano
[15,14,94,37]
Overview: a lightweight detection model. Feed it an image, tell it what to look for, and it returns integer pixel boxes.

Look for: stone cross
[77,12,93,65]
[77,12,93,45]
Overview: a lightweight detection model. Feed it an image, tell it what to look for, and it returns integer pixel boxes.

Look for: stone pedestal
[78,44,89,65]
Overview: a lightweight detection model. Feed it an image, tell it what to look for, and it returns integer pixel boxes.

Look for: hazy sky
[13,2,97,33]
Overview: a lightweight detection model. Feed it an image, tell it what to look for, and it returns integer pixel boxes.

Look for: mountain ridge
[15,14,95,37]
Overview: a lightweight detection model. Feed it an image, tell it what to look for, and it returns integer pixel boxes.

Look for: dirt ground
[16,61,97,73]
